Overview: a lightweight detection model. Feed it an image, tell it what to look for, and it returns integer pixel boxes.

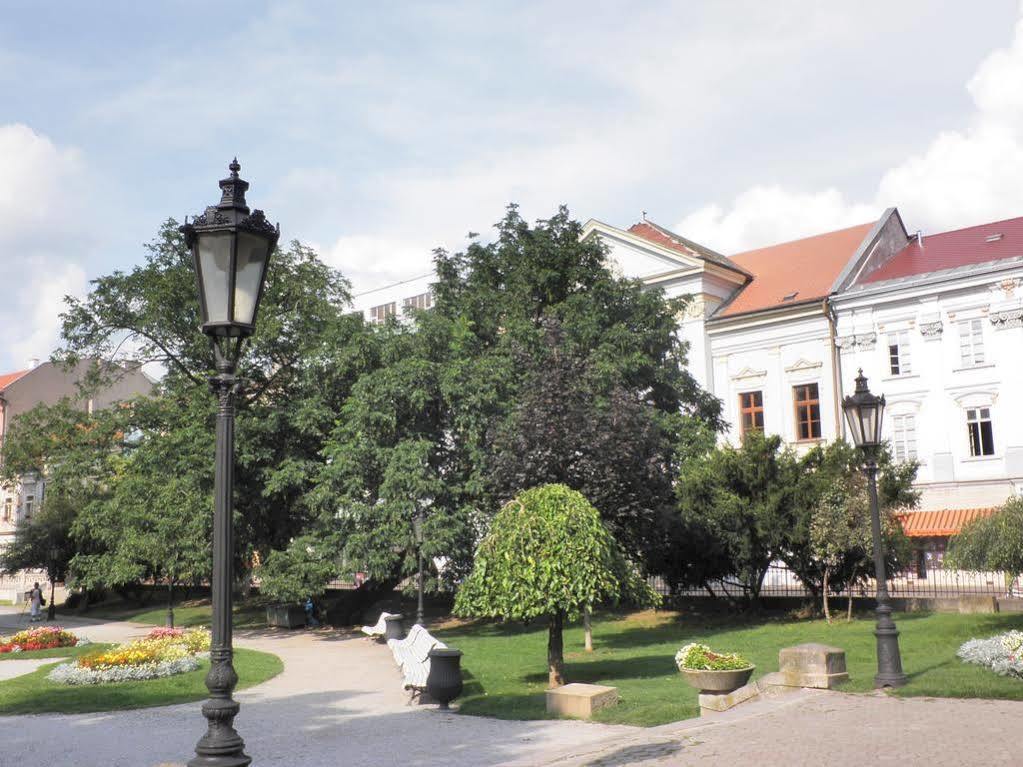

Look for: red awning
[896,508,996,538]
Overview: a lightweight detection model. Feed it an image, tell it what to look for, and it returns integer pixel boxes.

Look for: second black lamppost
[842,370,908,688]
[181,159,279,767]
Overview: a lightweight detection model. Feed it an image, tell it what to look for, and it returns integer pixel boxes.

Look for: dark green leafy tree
[70,392,213,627]
[313,205,721,589]
[788,440,918,599]
[0,496,76,615]
[947,497,1023,588]
[453,484,658,687]
[0,395,124,606]
[489,320,681,562]
[676,432,798,601]
[54,220,363,567]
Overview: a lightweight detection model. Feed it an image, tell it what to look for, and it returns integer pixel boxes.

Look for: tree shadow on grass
[519,654,677,686]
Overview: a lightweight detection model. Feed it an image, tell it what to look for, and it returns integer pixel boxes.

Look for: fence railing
[650,562,1014,600]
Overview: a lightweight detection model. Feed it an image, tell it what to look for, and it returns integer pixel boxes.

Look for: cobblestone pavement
[531,689,1023,767]
[3,609,1023,766]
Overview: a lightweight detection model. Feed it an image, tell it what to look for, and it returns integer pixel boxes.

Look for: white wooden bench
[386,623,447,699]
[360,611,395,639]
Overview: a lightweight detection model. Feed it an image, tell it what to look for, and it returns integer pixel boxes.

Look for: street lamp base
[874,671,908,688]
[187,756,251,767]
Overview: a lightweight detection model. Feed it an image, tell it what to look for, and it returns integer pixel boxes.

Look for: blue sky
[2,1,1023,370]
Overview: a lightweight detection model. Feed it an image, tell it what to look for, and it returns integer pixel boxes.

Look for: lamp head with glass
[180,159,280,340]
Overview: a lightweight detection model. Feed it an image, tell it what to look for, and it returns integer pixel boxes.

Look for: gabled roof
[863,215,1023,284]
[0,369,31,392]
[627,221,752,278]
[896,507,995,538]
[714,222,876,318]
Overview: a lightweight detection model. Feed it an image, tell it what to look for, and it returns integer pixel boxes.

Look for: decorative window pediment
[731,366,767,382]
[784,358,823,374]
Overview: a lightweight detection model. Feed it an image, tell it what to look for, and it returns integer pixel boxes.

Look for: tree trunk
[166,581,175,629]
[583,606,593,652]
[846,592,853,622]
[822,567,831,624]
[547,611,565,687]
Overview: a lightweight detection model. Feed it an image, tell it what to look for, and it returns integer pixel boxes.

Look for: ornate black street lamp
[414,509,425,626]
[842,370,908,688]
[181,159,279,767]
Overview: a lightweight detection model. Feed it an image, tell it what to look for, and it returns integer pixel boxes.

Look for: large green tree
[311,206,721,590]
[947,497,1023,585]
[70,392,213,626]
[787,440,918,599]
[0,394,124,606]
[55,220,364,567]
[454,484,658,687]
[677,431,799,601]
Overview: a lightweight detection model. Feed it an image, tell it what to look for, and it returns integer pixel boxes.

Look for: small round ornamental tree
[454,484,658,687]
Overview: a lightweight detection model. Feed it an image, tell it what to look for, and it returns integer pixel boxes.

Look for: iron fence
[650,562,1014,600]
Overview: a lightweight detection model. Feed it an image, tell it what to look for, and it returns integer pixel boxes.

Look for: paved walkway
[0,609,634,767]
[3,609,1023,766]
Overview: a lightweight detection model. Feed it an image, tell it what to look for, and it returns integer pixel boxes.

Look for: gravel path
[4,609,1023,766]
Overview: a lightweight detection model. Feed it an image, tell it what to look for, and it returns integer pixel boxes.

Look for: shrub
[958,631,1023,678]
[675,643,752,671]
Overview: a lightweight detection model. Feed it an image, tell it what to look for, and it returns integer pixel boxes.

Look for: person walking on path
[28,582,43,622]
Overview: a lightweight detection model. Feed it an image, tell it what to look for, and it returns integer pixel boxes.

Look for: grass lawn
[77,598,267,629]
[436,609,1023,726]
[0,643,113,662]
[0,647,283,715]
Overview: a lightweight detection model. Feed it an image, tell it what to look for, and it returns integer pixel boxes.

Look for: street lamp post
[841,370,908,689]
[181,159,279,767]
[47,546,58,621]
[414,506,425,626]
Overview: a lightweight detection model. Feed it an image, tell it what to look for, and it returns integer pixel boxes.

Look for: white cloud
[674,8,1023,253]
[677,187,877,255]
[0,124,90,370]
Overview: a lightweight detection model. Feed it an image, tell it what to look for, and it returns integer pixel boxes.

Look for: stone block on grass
[699,680,760,713]
[778,643,848,689]
[546,683,619,719]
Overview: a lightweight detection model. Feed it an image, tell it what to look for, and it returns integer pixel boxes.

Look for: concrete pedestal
[546,683,619,719]
[778,643,848,689]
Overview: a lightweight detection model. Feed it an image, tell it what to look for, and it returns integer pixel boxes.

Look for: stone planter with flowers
[675,643,755,694]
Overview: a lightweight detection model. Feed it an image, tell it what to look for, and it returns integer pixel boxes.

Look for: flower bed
[958,630,1023,678]
[675,643,752,671]
[48,628,211,685]
[0,627,78,654]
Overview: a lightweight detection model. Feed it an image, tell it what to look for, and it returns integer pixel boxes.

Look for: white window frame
[403,292,433,312]
[958,318,986,367]
[369,302,397,324]
[2,498,10,522]
[966,406,995,457]
[23,494,34,518]
[891,413,917,462]
[887,330,912,376]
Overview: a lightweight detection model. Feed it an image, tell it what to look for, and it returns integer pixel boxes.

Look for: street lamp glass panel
[197,232,232,325]
[843,405,866,447]
[233,231,271,328]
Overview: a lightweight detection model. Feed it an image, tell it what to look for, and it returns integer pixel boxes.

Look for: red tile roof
[896,507,996,538]
[864,215,1023,284]
[0,369,30,391]
[627,221,750,276]
[715,223,875,318]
